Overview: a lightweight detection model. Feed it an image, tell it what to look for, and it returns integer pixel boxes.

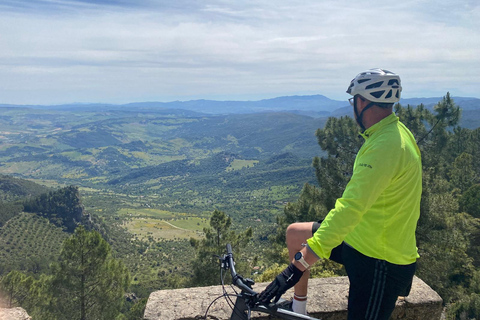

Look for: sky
[0,0,479,105]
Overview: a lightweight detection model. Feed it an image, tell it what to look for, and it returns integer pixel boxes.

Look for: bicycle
[204,243,320,320]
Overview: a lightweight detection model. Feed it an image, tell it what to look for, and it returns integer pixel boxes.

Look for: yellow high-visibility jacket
[307,113,422,265]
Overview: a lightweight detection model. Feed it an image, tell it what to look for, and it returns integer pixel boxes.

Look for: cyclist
[259,69,422,320]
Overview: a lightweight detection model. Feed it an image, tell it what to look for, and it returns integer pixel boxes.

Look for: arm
[307,137,399,259]
[292,245,319,272]
[259,133,400,304]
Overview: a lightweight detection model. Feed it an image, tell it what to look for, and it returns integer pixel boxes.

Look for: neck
[362,107,392,130]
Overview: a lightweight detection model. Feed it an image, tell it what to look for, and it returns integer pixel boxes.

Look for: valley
[1,94,479,304]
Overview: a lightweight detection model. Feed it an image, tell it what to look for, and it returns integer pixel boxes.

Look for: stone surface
[0,307,32,320]
[144,276,443,320]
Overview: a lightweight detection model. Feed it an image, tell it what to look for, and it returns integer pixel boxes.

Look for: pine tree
[313,116,363,210]
[450,153,476,193]
[189,210,252,286]
[459,184,480,219]
[49,226,130,320]
[0,270,33,307]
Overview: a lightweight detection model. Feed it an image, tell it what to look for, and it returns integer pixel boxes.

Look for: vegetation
[1,226,131,320]
[266,93,480,319]
[0,212,68,275]
[48,226,130,320]
[0,94,479,318]
[23,185,84,232]
[189,209,253,286]
[0,175,49,202]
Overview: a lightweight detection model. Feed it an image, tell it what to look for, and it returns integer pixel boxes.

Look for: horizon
[1,93,479,107]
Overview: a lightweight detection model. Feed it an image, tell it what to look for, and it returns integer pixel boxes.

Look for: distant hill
[108,151,314,189]
[0,111,327,186]
[399,97,480,110]
[2,94,479,117]
[0,95,345,115]
[325,97,480,129]
[0,175,50,202]
[0,94,478,194]
[0,175,50,227]
[157,112,328,159]
[461,109,480,129]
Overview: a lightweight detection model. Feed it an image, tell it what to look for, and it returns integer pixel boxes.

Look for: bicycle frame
[221,244,319,320]
[230,297,319,320]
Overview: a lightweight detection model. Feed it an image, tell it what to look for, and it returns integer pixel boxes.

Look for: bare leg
[285,222,315,297]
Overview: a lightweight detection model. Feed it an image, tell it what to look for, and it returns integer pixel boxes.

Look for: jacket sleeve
[306,137,399,259]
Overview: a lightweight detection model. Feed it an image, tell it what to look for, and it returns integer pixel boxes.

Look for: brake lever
[233,274,255,288]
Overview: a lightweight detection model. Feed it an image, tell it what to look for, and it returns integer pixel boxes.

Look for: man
[259,69,422,320]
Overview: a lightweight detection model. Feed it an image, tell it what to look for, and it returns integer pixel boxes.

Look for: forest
[0,93,479,319]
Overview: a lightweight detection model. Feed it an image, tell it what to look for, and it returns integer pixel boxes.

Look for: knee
[285,223,305,247]
[285,222,313,250]
[285,223,298,240]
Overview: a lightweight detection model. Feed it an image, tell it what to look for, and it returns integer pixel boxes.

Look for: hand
[258,263,304,304]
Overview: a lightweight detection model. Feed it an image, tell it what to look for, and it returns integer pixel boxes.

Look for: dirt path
[162,220,189,231]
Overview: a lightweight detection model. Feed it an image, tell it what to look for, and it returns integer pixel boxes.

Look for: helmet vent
[347,83,354,93]
[358,79,370,84]
[371,91,384,99]
[365,81,383,89]
[385,90,393,99]
[388,79,399,86]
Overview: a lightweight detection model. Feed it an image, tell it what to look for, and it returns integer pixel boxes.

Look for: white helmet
[346,68,402,103]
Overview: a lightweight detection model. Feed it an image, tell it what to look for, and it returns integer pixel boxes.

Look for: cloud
[0,0,478,104]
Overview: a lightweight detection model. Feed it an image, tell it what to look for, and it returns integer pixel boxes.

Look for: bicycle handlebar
[225,244,257,297]
[221,244,319,320]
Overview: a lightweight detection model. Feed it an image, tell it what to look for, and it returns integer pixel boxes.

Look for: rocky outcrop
[0,307,31,320]
[144,276,443,320]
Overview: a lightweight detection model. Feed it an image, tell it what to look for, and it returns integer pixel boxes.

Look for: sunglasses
[348,97,354,107]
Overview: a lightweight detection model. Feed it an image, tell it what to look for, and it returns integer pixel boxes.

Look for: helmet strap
[354,98,376,133]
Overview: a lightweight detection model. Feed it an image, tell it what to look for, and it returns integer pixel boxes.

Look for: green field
[117,207,181,219]
[124,217,208,240]
[226,159,259,171]
[118,208,209,240]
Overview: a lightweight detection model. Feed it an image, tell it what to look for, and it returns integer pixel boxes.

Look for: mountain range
[2,94,479,117]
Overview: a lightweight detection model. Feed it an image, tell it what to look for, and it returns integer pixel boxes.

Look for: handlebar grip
[226,243,233,255]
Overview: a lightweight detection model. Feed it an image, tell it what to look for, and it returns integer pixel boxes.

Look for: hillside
[0,175,50,227]
[0,175,199,297]
[0,212,68,275]
[0,94,478,221]
[0,176,95,276]
[0,175,49,202]
[3,95,477,190]
[0,109,325,185]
